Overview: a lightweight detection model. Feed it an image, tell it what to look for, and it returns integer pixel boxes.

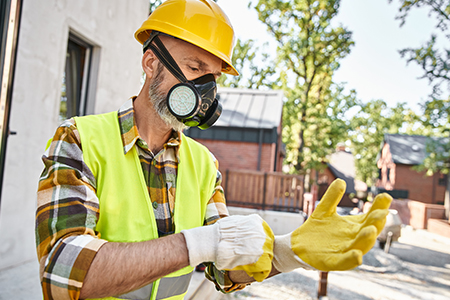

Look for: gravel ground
[220,226,450,300]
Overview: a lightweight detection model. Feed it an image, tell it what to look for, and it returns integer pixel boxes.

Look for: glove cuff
[273,234,315,273]
[181,224,219,267]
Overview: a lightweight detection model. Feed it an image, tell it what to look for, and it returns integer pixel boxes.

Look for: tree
[217,39,276,89]
[249,0,355,179]
[390,0,450,98]
[348,100,420,186]
[390,0,450,217]
[422,100,450,175]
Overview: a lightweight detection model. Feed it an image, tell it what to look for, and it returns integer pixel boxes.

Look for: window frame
[60,32,94,120]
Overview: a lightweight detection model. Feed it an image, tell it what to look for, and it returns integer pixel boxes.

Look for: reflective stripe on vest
[75,112,216,300]
[156,272,193,299]
[116,272,192,300]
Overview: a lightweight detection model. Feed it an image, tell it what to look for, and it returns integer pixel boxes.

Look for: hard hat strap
[143,32,188,84]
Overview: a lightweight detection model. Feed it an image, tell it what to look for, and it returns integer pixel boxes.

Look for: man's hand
[273,179,392,273]
[182,214,274,279]
[229,219,274,282]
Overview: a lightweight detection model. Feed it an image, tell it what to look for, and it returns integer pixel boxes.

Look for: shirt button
[152,202,158,209]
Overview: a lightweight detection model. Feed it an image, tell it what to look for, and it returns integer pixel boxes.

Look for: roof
[382,134,433,165]
[215,87,284,129]
[327,150,367,193]
[328,151,356,179]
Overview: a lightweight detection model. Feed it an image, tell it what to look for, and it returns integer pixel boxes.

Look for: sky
[218,0,444,114]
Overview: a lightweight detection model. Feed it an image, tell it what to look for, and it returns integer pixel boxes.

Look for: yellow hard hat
[135,0,238,76]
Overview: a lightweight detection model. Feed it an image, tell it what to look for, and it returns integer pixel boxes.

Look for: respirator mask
[143,31,222,130]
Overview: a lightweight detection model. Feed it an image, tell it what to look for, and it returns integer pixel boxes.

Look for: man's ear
[142,50,157,79]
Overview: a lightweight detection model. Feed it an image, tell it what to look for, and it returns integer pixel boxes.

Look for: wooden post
[317,271,328,299]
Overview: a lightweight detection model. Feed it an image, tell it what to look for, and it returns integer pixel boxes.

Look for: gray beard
[148,63,187,132]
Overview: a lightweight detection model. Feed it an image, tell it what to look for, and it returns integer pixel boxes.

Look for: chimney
[336,143,346,152]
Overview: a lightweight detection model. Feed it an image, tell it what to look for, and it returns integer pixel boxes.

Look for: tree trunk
[296,127,304,171]
[295,106,306,173]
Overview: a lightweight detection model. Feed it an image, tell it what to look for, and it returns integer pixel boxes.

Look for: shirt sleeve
[202,152,250,293]
[36,119,108,300]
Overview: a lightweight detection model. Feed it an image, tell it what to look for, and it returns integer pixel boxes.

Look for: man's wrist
[273,233,315,273]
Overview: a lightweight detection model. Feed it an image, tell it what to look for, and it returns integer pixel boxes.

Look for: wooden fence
[223,169,305,212]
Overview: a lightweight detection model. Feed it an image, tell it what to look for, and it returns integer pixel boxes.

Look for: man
[37,1,274,299]
[36,1,392,299]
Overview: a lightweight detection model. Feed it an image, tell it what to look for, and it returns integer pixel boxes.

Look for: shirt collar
[118,98,181,155]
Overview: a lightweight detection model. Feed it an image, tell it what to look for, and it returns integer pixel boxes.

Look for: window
[60,33,93,121]
[387,168,391,181]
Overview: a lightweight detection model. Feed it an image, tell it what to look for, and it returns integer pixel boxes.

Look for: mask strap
[143,32,188,83]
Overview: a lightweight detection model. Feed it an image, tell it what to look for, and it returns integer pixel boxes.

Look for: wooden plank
[247,172,253,205]
[224,170,305,212]
[281,176,286,207]
[271,175,276,207]
[287,177,292,207]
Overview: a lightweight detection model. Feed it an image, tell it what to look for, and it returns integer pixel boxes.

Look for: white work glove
[273,179,392,273]
[181,214,273,271]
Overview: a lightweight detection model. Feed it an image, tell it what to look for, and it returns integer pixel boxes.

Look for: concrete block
[427,218,450,239]
[227,206,305,235]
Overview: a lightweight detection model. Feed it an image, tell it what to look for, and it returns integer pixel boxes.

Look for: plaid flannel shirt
[36,99,247,300]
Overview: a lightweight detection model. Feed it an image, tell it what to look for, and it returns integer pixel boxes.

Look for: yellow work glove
[273,179,392,273]
[230,221,274,282]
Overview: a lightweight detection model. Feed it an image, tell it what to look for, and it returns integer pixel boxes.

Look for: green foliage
[348,100,421,185]
[249,0,355,174]
[422,98,450,132]
[417,98,450,174]
[420,136,450,175]
[400,34,450,97]
[390,0,450,30]
[217,39,276,89]
[390,0,450,98]
[282,83,357,174]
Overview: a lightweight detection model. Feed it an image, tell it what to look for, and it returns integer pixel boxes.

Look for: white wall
[0,0,149,270]
[228,207,305,235]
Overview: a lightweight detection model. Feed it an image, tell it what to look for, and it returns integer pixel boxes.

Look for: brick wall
[194,139,277,173]
[389,198,449,238]
[377,143,395,190]
[394,165,446,204]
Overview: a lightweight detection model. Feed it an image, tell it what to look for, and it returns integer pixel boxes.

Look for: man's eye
[189,66,199,72]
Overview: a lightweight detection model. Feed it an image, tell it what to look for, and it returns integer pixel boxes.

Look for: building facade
[0,0,148,270]
[377,134,447,205]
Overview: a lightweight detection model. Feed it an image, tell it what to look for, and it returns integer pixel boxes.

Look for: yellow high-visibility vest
[75,111,216,300]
